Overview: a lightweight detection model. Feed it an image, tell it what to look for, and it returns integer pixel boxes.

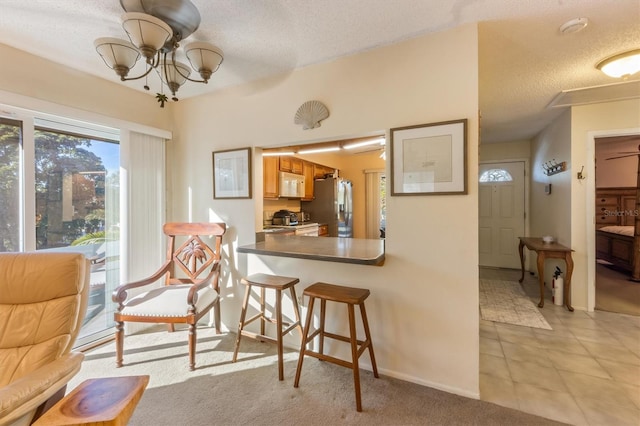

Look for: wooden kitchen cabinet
[279,156,303,174]
[263,155,337,198]
[263,156,279,198]
[291,157,303,174]
[313,164,334,179]
[302,160,314,200]
[279,156,292,172]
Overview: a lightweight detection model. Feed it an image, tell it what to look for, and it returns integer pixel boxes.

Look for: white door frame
[479,158,530,268]
[586,127,640,311]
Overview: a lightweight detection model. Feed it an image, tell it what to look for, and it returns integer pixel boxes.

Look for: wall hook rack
[542,159,566,176]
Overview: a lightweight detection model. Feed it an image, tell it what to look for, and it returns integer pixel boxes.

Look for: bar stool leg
[275,289,284,380]
[294,296,315,388]
[348,303,362,412]
[233,284,252,362]
[319,299,326,355]
[289,286,303,341]
[359,302,379,378]
[260,286,266,338]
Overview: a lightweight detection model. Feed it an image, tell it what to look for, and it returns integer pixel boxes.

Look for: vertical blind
[123,131,166,282]
[365,169,384,239]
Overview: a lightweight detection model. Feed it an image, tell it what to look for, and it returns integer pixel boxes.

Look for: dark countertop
[237,235,385,266]
[264,222,319,231]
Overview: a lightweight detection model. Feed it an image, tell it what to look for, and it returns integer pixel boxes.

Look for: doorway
[478,161,526,269]
[593,135,640,316]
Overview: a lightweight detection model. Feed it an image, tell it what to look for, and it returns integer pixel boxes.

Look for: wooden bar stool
[294,282,379,412]
[232,273,303,380]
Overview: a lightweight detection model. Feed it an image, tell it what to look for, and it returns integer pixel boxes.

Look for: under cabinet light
[343,137,386,150]
[298,147,341,154]
[263,151,295,156]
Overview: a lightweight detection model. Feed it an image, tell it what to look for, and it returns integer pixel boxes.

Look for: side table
[33,375,149,426]
[518,237,574,311]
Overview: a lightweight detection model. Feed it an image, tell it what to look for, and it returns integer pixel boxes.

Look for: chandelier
[94,0,223,107]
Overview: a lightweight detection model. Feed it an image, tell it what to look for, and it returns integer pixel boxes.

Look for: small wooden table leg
[518,240,526,283]
[536,251,546,308]
[275,288,284,381]
[564,252,575,311]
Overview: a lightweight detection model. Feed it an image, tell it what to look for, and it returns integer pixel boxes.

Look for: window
[479,168,513,182]
[0,118,21,252]
[1,102,168,348]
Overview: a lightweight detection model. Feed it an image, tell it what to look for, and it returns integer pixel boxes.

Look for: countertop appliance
[301,177,353,237]
[272,209,298,226]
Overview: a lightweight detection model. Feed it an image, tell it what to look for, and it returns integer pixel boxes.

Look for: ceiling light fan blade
[606,154,640,160]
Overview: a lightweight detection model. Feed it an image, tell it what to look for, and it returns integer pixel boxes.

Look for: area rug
[479,279,552,330]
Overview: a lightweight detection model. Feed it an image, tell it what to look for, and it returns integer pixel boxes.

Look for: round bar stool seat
[294,282,379,412]
[232,273,303,381]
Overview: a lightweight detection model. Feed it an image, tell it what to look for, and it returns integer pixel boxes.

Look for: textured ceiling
[0,0,639,143]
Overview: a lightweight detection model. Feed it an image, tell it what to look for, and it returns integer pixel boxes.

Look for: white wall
[530,110,572,273]
[480,140,530,162]
[0,43,170,130]
[529,110,572,285]
[170,25,480,397]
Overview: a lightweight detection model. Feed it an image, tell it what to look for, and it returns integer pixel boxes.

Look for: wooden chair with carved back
[112,222,226,370]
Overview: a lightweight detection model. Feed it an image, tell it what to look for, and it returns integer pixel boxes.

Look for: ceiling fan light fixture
[95,0,223,106]
[121,12,173,60]
[184,42,224,81]
[596,49,640,79]
[158,59,191,94]
[94,37,140,78]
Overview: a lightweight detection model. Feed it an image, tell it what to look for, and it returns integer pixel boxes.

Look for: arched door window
[479,168,513,182]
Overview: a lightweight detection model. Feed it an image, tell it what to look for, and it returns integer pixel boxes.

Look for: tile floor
[479,267,640,426]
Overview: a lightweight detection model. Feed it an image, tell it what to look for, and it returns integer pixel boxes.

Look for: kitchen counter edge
[237,235,385,266]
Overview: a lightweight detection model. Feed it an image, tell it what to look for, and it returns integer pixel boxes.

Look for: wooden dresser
[595,187,636,229]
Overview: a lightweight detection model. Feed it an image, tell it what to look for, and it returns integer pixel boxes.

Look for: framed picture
[390,119,467,196]
[212,147,252,199]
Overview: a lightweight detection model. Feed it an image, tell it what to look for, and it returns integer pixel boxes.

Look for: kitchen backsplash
[263,199,301,226]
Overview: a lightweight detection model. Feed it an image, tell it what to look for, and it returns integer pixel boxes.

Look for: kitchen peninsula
[237,235,385,266]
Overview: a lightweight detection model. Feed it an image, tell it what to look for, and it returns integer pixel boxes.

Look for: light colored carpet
[479,279,552,330]
[67,326,564,426]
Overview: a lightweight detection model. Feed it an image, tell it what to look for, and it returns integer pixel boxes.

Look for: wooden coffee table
[34,375,149,426]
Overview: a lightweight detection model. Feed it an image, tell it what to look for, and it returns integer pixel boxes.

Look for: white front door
[479,161,525,268]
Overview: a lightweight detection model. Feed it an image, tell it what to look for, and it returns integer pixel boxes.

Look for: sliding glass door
[34,126,120,345]
[0,114,120,346]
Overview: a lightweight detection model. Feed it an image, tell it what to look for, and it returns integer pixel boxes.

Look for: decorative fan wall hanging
[294,100,329,130]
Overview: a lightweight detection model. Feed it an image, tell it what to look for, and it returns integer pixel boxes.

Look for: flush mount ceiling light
[95,0,223,107]
[596,49,640,79]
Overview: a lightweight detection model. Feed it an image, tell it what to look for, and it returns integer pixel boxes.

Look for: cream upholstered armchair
[0,252,89,426]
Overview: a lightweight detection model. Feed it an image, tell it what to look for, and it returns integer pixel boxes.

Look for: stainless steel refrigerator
[301,177,353,237]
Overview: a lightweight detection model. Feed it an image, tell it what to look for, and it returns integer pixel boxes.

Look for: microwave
[278,171,305,198]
